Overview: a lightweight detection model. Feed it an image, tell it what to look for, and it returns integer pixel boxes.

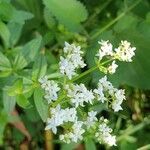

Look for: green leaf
[0,21,10,48]
[16,94,30,108]
[7,22,23,47]
[10,9,33,24]
[34,87,48,122]
[0,110,8,145]
[0,1,13,21]
[13,36,42,70]
[43,0,88,31]
[61,143,78,150]
[0,51,11,70]
[32,54,47,81]
[85,139,96,150]
[7,79,23,96]
[3,90,16,113]
[0,51,12,77]
[44,8,56,29]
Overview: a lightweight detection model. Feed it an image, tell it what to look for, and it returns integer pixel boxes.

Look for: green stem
[71,65,98,82]
[71,58,114,82]
[91,0,142,40]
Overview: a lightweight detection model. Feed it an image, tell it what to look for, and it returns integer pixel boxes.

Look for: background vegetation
[0,0,150,149]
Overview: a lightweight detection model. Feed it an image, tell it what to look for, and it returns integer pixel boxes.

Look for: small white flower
[59,56,76,79]
[114,40,136,62]
[59,121,85,143]
[112,89,125,112]
[108,61,118,74]
[39,77,60,104]
[94,85,107,103]
[67,83,95,107]
[95,118,116,146]
[85,111,97,128]
[59,42,86,79]
[71,121,85,142]
[96,40,113,60]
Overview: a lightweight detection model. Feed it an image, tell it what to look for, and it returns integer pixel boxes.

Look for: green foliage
[34,87,48,122]
[0,0,150,149]
[43,0,88,31]
[85,139,96,150]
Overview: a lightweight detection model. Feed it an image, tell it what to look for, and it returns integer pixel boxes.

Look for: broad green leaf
[10,9,33,24]
[44,8,56,29]
[7,22,23,47]
[13,36,42,70]
[32,54,47,81]
[3,90,16,113]
[34,87,48,122]
[0,1,13,21]
[0,21,10,48]
[16,94,30,108]
[85,139,96,150]
[43,0,88,31]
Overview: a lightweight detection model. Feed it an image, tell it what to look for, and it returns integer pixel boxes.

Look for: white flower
[96,40,113,60]
[94,85,106,103]
[59,121,85,143]
[59,56,76,80]
[108,61,118,74]
[67,83,95,108]
[39,77,60,104]
[95,118,116,146]
[94,76,113,103]
[114,40,136,62]
[45,105,77,134]
[104,135,116,146]
[72,121,85,142]
[38,76,49,89]
[45,118,58,134]
[85,111,97,128]
[112,89,125,112]
[98,76,114,91]
[59,42,86,79]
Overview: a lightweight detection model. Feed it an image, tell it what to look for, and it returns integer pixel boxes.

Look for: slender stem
[71,58,114,82]
[91,0,142,40]
[71,65,98,82]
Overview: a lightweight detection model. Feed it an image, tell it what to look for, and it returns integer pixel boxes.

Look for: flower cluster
[66,83,95,108]
[38,76,60,104]
[96,40,136,74]
[59,121,85,143]
[45,105,77,134]
[85,111,97,129]
[38,41,136,147]
[95,117,116,146]
[94,76,126,112]
[59,42,86,79]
